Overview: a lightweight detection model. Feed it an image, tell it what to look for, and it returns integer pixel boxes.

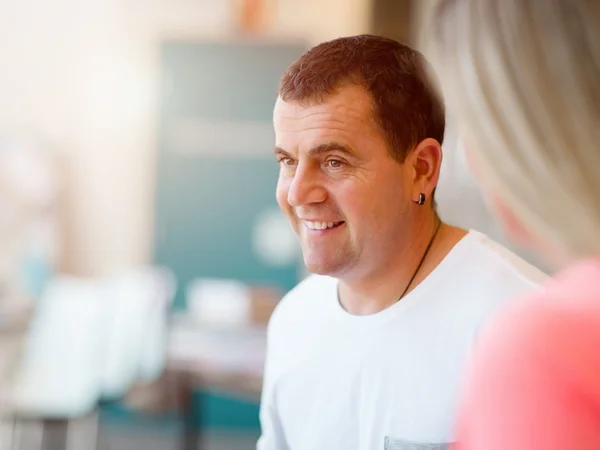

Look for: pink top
[455,258,600,450]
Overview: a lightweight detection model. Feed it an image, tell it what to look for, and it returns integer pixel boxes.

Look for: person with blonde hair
[426,0,600,448]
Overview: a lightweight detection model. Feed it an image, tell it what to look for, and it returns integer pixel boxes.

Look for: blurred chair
[101,267,174,400]
[3,266,176,450]
[12,276,108,419]
[100,266,176,399]
[8,276,108,450]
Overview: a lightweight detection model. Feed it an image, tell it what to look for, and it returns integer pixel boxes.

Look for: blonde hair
[425,0,600,259]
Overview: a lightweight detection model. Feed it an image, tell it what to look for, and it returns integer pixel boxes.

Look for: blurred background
[0,0,550,449]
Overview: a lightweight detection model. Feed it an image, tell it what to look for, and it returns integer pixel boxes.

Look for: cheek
[488,193,533,246]
[336,179,394,223]
[462,135,534,247]
[463,138,484,182]
[461,132,492,190]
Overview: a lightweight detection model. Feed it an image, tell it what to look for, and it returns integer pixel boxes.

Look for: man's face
[274,84,415,278]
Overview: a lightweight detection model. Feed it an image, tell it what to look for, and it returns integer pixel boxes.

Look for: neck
[337,217,466,316]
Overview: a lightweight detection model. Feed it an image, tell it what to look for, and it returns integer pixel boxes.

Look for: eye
[279,157,296,167]
[326,159,344,169]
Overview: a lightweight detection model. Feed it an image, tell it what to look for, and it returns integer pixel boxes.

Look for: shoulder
[437,231,548,322]
[474,297,561,368]
[458,265,600,449]
[461,230,548,291]
[267,274,337,337]
[472,262,600,387]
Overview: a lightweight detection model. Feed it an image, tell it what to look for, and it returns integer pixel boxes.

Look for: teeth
[305,221,340,230]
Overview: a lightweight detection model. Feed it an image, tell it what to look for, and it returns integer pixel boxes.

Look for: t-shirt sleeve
[257,304,290,450]
[257,395,288,450]
[454,298,600,450]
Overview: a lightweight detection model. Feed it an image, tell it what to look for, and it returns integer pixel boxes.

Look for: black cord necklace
[397,217,442,301]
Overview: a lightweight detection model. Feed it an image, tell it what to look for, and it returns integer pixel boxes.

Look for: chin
[303,261,331,276]
[303,257,347,277]
[301,254,329,274]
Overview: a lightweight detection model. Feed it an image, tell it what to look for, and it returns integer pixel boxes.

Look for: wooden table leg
[178,371,201,450]
[41,418,68,450]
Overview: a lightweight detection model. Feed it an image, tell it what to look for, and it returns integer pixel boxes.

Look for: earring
[416,193,426,205]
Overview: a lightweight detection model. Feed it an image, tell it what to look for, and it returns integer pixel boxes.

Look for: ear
[409,138,443,205]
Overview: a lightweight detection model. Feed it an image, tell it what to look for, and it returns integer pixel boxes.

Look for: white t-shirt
[257,231,547,450]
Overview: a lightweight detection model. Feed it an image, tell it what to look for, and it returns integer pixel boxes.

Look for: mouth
[302,220,345,232]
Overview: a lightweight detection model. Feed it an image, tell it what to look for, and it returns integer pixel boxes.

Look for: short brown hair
[279,35,445,162]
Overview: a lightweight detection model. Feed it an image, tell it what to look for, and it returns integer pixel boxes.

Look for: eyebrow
[274,142,358,158]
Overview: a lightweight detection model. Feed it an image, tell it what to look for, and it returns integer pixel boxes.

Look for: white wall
[274,0,371,43]
[0,0,160,276]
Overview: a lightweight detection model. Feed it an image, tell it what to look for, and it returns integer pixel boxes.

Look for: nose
[287,164,327,207]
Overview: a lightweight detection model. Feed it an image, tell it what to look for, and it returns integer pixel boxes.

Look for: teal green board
[155,39,307,310]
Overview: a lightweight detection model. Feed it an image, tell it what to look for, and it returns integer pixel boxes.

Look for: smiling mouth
[303,220,345,231]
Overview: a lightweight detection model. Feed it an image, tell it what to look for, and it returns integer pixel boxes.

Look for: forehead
[273,84,386,151]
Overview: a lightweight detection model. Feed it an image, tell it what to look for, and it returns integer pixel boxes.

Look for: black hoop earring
[417,193,426,205]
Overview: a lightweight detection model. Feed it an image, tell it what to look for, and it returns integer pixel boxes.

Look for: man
[258,35,546,450]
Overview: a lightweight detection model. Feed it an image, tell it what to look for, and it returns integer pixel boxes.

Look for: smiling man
[257,35,547,450]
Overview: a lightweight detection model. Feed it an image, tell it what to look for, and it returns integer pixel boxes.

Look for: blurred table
[166,314,266,450]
